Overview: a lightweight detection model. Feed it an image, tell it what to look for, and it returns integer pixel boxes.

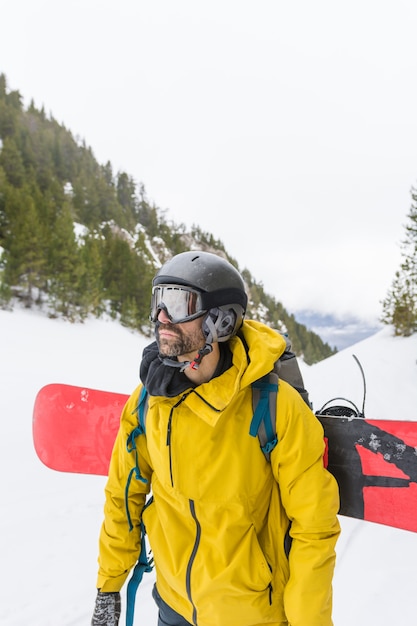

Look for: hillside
[1,308,416,625]
[0,73,334,364]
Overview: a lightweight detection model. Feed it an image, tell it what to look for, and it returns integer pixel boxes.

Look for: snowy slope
[301,326,417,421]
[1,308,416,625]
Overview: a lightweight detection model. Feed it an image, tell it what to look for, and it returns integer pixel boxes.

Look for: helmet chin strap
[161,343,213,371]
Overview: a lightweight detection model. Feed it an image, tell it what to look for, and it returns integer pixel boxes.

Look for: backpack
[124,333,310,626]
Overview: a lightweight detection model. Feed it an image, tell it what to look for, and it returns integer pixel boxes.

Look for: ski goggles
[150,284,207,324]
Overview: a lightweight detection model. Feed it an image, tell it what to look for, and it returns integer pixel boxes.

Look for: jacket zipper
[166,394,189,487]
[166,407,174,486]
[186,499,201,625]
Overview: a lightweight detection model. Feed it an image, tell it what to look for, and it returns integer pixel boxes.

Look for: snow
[1,307,417,625]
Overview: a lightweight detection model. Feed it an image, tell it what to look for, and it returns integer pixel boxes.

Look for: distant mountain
[293,310,382,351]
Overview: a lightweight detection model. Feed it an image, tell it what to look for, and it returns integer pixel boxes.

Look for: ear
[202,309,218,343]
[202,308,237,341]
[217,310,236,335]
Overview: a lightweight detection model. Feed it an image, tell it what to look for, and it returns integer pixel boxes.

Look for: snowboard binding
[316,355,366,418]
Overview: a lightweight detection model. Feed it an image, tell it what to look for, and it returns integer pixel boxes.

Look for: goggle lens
[150,285,205,323]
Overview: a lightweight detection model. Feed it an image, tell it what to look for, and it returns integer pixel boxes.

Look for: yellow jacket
[97,320,340,626]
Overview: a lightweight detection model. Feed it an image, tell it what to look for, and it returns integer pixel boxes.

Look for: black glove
[91,591,121,626]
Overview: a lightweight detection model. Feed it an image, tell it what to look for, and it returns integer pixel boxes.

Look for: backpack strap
[137,385,149,432]
[250,372,279,461]
[125,386,150,529]
[124,386,153,626]
[126,497,154,626]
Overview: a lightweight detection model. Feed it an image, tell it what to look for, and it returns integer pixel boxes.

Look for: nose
[157,308,171,323]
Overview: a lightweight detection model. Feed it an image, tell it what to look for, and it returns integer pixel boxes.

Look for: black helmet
[151,251,247,343]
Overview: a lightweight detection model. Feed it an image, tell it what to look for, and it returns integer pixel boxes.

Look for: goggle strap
[200,287,247,310]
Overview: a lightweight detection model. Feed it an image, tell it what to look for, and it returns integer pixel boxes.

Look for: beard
[155,321,206,358]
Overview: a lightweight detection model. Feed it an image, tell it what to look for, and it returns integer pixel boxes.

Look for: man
[92,250,340,626]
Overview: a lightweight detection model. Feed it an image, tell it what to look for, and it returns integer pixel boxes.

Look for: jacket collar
[144,321,287,428]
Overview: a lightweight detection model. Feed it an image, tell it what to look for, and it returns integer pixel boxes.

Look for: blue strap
[125,387,154,626]
[126,513,154,626]
[137,386,149,432]
[250,375,278,457]
[125,387,149,531]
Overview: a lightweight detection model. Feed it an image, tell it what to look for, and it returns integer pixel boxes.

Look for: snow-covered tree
[382,186,417,335]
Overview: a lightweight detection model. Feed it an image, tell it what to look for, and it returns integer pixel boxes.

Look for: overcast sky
[2,0,417,324]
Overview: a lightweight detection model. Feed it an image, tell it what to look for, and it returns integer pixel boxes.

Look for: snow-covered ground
[1,307,416,625]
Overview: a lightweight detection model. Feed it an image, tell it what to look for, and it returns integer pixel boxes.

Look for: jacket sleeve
[272,381,341,626]
[96,384,153,592]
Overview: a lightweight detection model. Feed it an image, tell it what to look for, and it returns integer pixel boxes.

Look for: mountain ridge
[0,73,334,364]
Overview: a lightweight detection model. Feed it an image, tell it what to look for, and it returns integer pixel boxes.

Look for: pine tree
[0,73,6,99]
[1,183,46,305]
[117,171,137,230]
[79,231,103,316]
[403,187,417,287]
[381,186,417,335]
[0,137,25,186]
[47,199,85,320]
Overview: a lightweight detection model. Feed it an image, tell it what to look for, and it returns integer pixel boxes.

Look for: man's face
[155,314,206,359]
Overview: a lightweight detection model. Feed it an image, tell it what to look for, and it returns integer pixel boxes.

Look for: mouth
[158,328,179,340]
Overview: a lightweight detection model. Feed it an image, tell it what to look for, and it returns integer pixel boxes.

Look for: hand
[91,591,121,626]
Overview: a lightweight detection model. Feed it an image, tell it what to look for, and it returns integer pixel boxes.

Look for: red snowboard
[33,383,417,532]
[33,383,128,476]
[317,414,417,533]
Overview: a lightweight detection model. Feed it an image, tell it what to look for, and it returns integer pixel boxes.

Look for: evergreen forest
[0,73,338,364]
